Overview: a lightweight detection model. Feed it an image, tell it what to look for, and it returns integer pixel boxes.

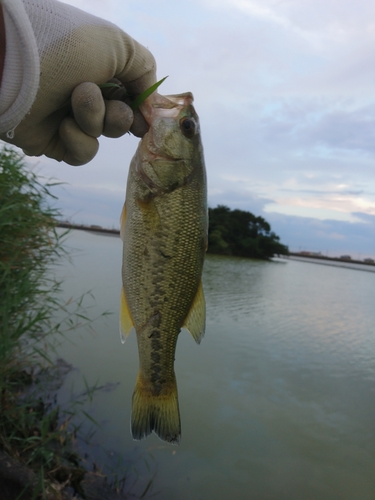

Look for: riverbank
[288,252,375,266]
[0,149,135,499]
[287,252,375,272]
[57,223,374,270]
[57,222,120,236]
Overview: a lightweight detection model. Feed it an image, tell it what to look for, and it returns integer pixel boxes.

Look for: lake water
[54,229,375,500]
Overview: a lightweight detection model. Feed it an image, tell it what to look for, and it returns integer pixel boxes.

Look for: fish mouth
[140,92,194,125]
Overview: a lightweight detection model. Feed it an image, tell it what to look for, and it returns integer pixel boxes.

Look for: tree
[208,205,288,259]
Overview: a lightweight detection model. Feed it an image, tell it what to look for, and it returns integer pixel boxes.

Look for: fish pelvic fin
[131,374,181,445]
[183,280,206,344]
[120,287,134,344]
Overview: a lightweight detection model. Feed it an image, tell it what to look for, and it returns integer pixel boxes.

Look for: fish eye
[180,117,196,138]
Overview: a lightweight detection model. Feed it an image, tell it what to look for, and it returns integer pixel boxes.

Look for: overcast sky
[23,0,375,257]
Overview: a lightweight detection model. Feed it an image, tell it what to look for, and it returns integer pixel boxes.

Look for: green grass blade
[130,76,168,110]
[98,76,168,110]
[81,410,100,428]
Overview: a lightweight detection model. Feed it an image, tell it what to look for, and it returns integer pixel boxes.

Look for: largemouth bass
[120,92,207,444]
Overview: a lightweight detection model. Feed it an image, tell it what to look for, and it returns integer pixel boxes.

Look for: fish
[119,92,207,444]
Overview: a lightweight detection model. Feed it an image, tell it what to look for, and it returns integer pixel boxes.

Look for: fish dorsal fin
[120,203,127,241]
[182,280,205,344]
[120,287,134,343]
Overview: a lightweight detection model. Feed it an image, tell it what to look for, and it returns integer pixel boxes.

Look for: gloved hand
[0,0,156,165]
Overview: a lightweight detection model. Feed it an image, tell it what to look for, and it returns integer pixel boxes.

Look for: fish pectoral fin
[182,280,206,344]
[120,287,134,343]
[120,202,127,241]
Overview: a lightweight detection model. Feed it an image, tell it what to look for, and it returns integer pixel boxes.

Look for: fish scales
[120,92,207,444]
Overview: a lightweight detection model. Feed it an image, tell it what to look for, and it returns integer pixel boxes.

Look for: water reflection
[55,231,375,500]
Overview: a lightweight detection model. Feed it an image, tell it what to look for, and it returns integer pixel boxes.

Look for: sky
[15,0,375,257]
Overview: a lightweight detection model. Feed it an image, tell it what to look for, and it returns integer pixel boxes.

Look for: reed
[0,147,101,499]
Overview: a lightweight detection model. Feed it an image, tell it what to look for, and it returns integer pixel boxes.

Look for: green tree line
[208,205,288,259]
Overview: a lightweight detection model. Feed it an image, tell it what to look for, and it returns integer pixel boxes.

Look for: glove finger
[59,116,99,166]
[103,99,133,138]
[115,39,157,95]
[71,82,105,138]
[123,68,157,95]
[101,81,149,138]
[130,108,149,138]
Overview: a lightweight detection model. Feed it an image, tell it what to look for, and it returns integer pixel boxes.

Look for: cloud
[352,211,375,224]
[206,0,375,45]
[204,190,375,257]
[303,105,375,154]
[61,0,118,22]
[259,99,375,154]
[265,189,375,218]
[4,0,375,257]
[265,211,375,258]
[207,188,272,216]
[51,183,124,228]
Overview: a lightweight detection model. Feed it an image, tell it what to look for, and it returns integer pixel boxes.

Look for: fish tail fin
[131,373,181,445]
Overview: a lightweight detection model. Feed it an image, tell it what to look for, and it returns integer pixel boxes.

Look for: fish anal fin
[182,280,206,344]
[120,287,134,344]
[131,373,181,445]
[120,202,127,241]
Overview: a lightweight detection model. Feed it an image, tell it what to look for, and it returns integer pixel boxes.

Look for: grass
[0,146,158,499]
[0,146,118,499]
[98,76,168,110]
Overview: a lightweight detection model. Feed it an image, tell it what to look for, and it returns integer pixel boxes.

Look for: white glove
[0,0,156,165]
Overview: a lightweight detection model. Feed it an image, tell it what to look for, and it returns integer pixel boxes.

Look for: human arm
[0,0,156,165]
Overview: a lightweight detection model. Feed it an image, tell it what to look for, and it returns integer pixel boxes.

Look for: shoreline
[57,221,120,236]
[286,254,375,273]
[287,251,375,268]
[58,223,375,270]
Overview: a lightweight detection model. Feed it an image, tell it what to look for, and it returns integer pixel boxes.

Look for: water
[54,229,375,499]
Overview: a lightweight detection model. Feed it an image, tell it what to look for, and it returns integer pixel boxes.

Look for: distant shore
[285,253,375,273]
[287,252,375,267]
[57,222,375,269]
[57,221,120,236]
